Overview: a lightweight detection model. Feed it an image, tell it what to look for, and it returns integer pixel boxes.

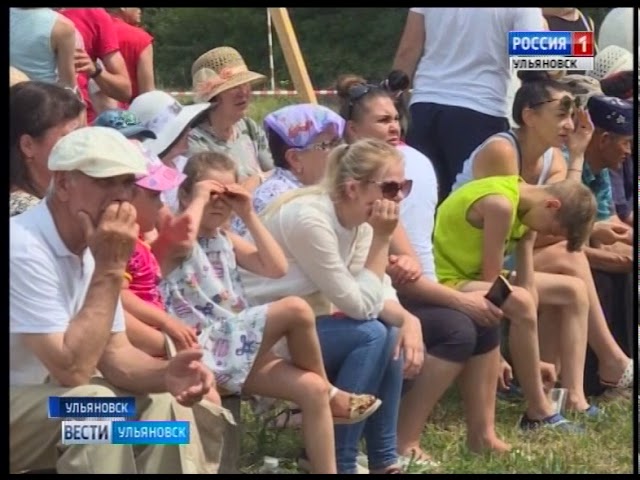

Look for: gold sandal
[329,386,382,425]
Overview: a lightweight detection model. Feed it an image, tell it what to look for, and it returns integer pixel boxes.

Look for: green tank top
[433,175,528,285]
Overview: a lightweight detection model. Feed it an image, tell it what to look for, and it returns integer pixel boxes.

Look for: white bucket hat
[128,90,211,156]
[586,45,633,81]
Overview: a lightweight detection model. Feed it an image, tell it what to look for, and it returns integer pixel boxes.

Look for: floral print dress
[10,190,40,217]
[161,229,268,394]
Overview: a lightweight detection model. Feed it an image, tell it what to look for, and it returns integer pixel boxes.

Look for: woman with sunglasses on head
[452,71,632,400]
[336,73,519,460]
[242,138,418,474]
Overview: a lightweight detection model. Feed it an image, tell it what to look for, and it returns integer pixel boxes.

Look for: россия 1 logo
[508,31,594,71]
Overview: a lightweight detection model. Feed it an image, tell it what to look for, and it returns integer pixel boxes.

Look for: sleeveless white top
[452,130,554,192]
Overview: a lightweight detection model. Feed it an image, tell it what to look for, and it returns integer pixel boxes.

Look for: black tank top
[544,14,596,75]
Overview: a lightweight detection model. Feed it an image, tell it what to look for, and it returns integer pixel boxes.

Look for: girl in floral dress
[159,151,380,474]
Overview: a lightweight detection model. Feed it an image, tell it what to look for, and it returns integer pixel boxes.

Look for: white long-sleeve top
[241,192,397,319]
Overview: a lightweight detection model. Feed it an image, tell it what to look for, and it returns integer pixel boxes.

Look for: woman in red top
[59,8,131,122]
[106,8,155,105]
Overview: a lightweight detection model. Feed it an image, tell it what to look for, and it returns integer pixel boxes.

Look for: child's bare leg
[261,297,329,380]
[460,282,554,420]
[243,352,336,474]
[457,347,511,453]
[533,242,631,385]
[534,272,590,411]
[261,297,379,419]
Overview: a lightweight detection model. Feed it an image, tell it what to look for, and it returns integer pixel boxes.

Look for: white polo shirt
[10,201,126,386]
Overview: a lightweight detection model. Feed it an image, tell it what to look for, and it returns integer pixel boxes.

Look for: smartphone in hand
[485,275,513,308]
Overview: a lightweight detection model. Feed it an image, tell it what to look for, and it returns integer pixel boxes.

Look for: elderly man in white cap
[10,127,232,474]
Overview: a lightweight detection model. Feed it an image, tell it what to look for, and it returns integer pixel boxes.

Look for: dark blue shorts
[406,102,509,203]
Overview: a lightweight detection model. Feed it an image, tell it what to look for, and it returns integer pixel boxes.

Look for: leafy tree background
[142,8,613,91]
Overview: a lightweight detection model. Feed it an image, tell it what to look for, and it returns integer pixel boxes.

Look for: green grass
[238,390,633,474]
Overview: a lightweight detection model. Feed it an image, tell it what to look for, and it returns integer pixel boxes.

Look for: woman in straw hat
[188,46,274,192]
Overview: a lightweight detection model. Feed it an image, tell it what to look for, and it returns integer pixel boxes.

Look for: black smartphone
[485,275,513,308]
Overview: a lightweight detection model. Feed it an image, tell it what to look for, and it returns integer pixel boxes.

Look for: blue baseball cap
[92,109,157,140]
[587,95,633,136]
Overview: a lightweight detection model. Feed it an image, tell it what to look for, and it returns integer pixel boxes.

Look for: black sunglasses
[368,179,413,200]
[530,95,582,111]
[346,84,381,120]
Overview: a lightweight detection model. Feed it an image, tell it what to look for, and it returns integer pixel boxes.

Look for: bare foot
[467,434,512,454]
[564,394,590,413]
[328,388,351,416]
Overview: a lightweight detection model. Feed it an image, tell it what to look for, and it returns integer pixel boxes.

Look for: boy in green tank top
[433,175,596,432]
[434,175,595,287]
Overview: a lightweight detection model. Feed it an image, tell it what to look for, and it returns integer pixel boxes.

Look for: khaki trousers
[10,377,235,474]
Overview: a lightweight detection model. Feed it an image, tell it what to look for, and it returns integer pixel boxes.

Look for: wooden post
[268,8,317,104]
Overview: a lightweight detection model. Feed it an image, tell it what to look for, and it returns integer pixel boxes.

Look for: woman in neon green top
[434,175,597,432]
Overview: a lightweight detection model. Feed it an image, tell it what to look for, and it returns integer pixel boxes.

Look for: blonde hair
[544,179,597,251]
[262,137,403,219]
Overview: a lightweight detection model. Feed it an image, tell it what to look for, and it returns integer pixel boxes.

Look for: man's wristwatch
[89,62,103,79]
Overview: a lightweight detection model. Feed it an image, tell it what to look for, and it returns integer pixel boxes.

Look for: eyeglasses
[368,179,413,200]
[300,139,344,152]
[530,95,582,111]
[346,83,380,119]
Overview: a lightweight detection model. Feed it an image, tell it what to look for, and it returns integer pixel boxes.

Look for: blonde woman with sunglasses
[242,138,417,474]
[335,73,521,462]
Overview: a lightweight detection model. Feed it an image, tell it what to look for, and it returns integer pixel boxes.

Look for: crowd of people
[9,7,635,474]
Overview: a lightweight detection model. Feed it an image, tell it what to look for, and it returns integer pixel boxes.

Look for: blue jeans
[316,316,403,474]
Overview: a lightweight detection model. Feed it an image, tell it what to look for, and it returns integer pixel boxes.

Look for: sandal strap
[349,394,376,417]
[329,386,338,400]
[601,361,633,388]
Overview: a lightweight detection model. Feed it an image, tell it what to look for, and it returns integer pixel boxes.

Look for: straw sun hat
[586,45,633,81]
[191,46,266,103]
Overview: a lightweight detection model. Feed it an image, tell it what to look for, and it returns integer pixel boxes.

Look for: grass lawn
[238,389,633,474]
